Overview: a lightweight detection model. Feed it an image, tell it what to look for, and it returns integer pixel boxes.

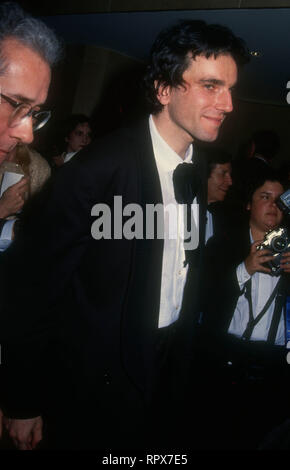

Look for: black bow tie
[172,162,201,266]
[172,162,200,204]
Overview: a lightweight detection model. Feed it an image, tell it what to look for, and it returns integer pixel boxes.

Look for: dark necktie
[172,162,201,265]
[172,162,200,204]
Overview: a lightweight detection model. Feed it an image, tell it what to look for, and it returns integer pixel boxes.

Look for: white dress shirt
[63,151,78,164]
[228,230,285,345]
[149,115,198,328]
[205,210,213,243]
[0,219,14,251]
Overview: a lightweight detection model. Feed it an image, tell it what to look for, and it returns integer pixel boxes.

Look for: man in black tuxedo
[0,20,248,450]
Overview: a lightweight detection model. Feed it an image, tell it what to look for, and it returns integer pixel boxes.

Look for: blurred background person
[231,129,281,207]
[51,114,92,167]
[205,147,233,243]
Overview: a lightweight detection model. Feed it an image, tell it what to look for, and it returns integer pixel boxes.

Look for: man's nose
[83,134,90,145]
[216,89,233,114]
[9,117,34,145]
[227,173,233,186]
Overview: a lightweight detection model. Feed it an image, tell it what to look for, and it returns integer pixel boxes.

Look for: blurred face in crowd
[155,54,237,155]
[207,162,232,203]
[66,122,92,153]
[248,180,283,235]
[0,38,51,163]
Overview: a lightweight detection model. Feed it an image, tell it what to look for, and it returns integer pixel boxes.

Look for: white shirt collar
[64,151,78,164]
[149,115,193,172]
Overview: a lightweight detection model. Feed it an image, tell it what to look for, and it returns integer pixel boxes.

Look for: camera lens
[272,236,286,252]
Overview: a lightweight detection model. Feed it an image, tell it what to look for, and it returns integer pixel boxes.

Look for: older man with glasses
[0,90,52,249]
[0,92,51,134]
[0,3,59,254]
[0,1,62,449]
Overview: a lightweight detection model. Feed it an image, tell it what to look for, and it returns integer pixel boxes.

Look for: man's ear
[246,202,251,211]
[154,80,171,106]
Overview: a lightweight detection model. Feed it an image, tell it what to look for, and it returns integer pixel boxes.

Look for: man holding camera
[227,173,290,342]
[201,171,290,448]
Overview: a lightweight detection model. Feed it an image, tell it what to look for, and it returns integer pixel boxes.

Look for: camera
[276,189,290,216]
[256,227,290,275]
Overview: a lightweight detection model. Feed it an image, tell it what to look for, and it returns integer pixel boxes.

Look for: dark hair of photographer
[245,169,289,209]
[143,19,249,114]
[206,147,232,178]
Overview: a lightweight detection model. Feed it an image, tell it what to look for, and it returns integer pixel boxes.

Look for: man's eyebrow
[199,78,225,86]
[10,93,43,106]
[199,78,236,89]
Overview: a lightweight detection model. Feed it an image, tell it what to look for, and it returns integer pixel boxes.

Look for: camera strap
[267,291,285,344]
[242,277,282,341]
[286,297,290,345]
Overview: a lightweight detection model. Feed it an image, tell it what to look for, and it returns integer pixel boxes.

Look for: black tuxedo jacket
[0,118,207,429]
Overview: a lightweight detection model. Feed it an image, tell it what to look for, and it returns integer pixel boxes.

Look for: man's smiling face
[157,53,237,149]
[208,162,232,203]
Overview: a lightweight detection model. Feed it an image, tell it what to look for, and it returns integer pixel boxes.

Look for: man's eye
[204,84,215,90]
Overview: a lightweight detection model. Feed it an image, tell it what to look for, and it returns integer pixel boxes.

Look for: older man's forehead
[1,38,51,105]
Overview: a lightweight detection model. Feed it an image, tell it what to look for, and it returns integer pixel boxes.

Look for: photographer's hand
[280,252,290,273]
[245,241,274,276]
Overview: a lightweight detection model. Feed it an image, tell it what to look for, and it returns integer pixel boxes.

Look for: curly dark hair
[143,19,249,114]
[246,169,289,206]
[205,147,232,178]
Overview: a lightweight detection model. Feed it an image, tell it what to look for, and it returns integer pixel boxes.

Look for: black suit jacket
[0,118,207,427]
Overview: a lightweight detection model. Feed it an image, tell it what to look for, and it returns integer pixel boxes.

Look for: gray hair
[0,2,63,74]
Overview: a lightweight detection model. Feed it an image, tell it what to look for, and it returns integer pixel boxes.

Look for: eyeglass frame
[0,92,51,131]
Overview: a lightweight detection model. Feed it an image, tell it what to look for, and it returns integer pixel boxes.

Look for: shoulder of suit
[79,117,151,166]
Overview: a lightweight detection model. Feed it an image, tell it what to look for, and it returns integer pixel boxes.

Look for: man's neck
[152,113,192,160]
[250,224,271,242]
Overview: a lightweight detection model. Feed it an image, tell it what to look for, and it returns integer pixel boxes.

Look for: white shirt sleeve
[0,219,15,251]
[236,262,251,288]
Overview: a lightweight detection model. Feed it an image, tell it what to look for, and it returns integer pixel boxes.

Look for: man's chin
[197,126,220,142]
[265,222,279,232]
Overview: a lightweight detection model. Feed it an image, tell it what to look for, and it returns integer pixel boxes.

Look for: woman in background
[52,114,92,168]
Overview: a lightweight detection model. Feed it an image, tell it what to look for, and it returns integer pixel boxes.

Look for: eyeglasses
[0,92,51,131]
